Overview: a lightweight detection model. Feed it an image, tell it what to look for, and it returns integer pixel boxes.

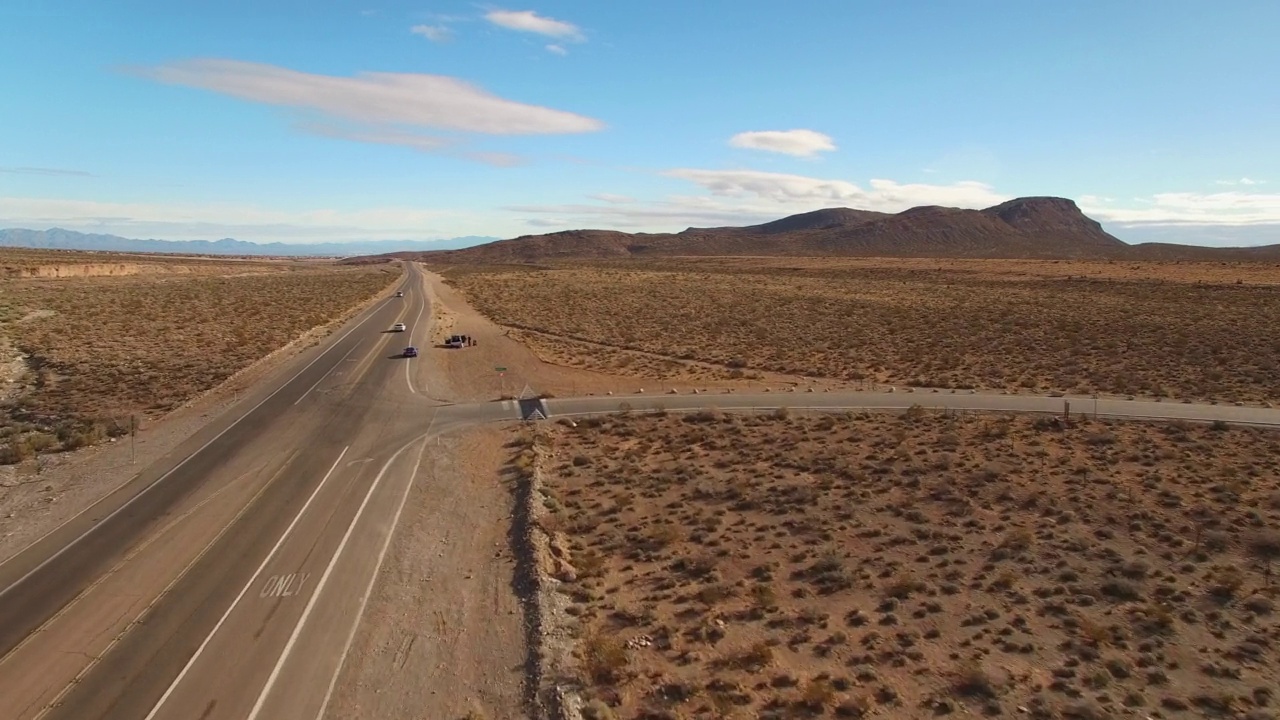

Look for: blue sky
[1,0,1277,245]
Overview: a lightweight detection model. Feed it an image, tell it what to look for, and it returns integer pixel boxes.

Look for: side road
[434,390,1280,430]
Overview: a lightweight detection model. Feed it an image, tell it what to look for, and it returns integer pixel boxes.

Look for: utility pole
[130,414,137,464]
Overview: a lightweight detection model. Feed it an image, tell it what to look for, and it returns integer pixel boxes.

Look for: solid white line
[143,447,350,720]
[313,422,434,720]
[0,461,267,670]
[405,272,428,395]
[33,454,296,720]
[0,295,388,597]
[295,342,361,406]
[246,431,428,720]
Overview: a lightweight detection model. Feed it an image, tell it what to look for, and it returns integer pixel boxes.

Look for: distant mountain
[344,197,1280,265]
[354,197,1097,263]
[0,228,498,257]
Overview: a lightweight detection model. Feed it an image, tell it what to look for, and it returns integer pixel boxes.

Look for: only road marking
[260,573,311,599]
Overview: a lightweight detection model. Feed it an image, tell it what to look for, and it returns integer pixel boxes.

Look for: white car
[392,322,406,332]
[395,291,404,297]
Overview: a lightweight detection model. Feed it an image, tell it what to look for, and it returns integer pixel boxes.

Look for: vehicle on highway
[395,291,404,297]
[403,346,418,357]
[392,322,406,332]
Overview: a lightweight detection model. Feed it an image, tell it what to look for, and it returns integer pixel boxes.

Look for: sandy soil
[324,426,527,720]
[416,269,825,404]
[532,410,1280,719]
[0,280,399,563]
[439,261,1280,405]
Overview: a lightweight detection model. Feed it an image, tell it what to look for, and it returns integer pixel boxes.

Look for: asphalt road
[0,264,439,720]
[1,260,1279,719]
[441,388,1280,429]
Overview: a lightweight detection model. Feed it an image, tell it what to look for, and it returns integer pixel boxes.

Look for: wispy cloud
[729,129,836,158]
[589,193,635,204]
[295,121,526,166]
[1081,191,1280,226]
[545,44,567,56]
[485,9,583,41]
[0,166,94,178]
[297,121,452,151]
[135,59,604,135]
[410,24,451,42]
[1214,177,1266,186]
[0,195,460,242]
[508,170,1009,231]
[664,169,1006,210]
[464,151,526,167]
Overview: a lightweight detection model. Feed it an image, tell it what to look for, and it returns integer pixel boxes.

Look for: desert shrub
[581,630,630,685]
[951,662,1000,698]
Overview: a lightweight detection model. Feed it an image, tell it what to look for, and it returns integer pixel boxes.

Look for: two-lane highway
[0,262,441,720]
[4,257,1279,719]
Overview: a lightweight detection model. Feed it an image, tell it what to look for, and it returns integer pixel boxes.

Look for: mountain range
[356,197,1279,264]
[0,228,498,257]
[8,199,1279,263]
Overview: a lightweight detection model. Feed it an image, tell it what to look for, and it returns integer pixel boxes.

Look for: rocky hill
[343,196,1280,264]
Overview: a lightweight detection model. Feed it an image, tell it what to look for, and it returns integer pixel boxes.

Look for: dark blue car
[403,346,418,357]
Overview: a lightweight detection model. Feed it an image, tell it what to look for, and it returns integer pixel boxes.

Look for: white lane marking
[314,419,434,720]
[295,342,361,405]
[143,446,350,720]
[405,274,428,395]
[247,429,431,720]
[30,454,298,720]
[0,292,389,596]
[259,573,311,599]
[0,459,271,669]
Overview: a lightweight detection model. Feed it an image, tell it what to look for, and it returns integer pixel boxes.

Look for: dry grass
[537,410,1280,718]
[0,252,399,460]
[442,258,1280,401]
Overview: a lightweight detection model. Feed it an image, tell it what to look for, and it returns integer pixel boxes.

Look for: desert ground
[0,250,400,460]
[324,427,527,720]
[0,249,400,560]
[520,409,1280,719]
[4,252,1278,720]
[439,258,1280,404]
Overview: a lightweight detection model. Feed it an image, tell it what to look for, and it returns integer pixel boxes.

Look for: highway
[1,260,1279,719]
[0,264,440,720]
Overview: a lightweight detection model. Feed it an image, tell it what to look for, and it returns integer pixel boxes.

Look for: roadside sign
[495,366,507,372]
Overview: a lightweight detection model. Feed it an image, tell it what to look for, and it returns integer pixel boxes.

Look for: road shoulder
[324,425,526,719]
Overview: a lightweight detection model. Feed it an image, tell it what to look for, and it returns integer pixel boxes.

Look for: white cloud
[485,9,583,40]
[0,166,94,177]
[589,193,635,204]
[464,151,526,167]
[297,121,452,152]
[0,196,466,242]
[728,129,836,158]
[292,121,525,166]
[1081,191,1280,227]
[665,169,860,202]
[1214,177,1266,186]
[137,59,604,135]
[546,44,567,55]
[410,24,451,42]
[508,170,1010,232]
[664,169,1007,211]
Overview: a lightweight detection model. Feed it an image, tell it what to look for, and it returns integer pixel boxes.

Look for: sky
[1,0,1278,246]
